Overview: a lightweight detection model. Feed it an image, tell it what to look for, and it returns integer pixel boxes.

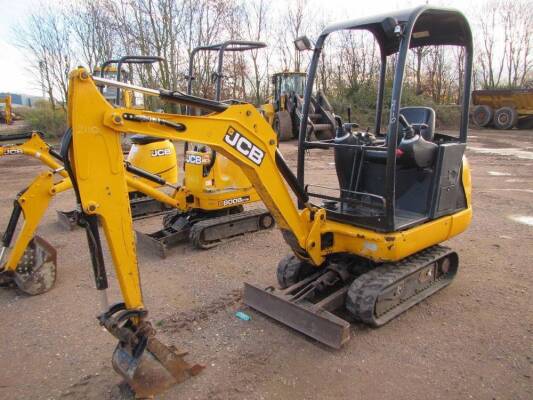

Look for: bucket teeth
[112,337,203,398]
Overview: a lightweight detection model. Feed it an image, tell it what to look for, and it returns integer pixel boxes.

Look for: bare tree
[14,6,73,107]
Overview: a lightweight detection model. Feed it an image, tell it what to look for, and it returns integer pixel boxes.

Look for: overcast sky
[0,0,484,96]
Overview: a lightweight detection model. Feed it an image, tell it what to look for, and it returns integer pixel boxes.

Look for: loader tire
[472,105,493,128]
[276,254,314,289]
[493,107,518,129]
[274,111,293,142]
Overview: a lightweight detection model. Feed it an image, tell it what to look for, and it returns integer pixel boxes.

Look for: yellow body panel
[126,139,178,186]
[183,149,258,211]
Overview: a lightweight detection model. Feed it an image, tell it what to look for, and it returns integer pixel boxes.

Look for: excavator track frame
[245,245,459,349]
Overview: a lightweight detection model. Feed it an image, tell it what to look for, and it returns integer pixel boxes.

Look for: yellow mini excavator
[136,40,274,257]
[36,6,472,397]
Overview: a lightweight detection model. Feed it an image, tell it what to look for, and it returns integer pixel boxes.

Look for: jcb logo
[219,196,250,207]
[224,128,264,166]
[185,154,202,164]
[151,148,172,157]
[4,148,23,155]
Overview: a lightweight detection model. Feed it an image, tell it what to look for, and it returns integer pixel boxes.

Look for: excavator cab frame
[297,6,473,233]
[184,40,267,156]
[97,55,164,108]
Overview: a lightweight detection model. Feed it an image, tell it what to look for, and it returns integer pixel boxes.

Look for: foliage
[17,101,67,137]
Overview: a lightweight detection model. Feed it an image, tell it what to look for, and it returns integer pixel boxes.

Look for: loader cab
[298,6,473,233]
[272,72,306,111]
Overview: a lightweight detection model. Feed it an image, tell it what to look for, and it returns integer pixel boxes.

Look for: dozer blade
[135,228,188,259]
[112,336,203,398]
[13,235,57,295]
[244,282,351,349]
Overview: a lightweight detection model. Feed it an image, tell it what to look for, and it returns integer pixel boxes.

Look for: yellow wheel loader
[262,70,337,142]
[137,40,275,258]
[54,6,473,397]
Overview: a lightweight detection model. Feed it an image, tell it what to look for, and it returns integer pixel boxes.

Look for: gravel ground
[0,128,531,400]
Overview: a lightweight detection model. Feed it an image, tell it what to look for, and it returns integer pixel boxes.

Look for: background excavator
[0,45,275,293]
[58,6,473,397]
[137,40,275,258]
[262,70,337,141]
[0,130,184,295]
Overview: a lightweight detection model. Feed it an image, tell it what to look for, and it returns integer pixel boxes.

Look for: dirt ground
[0,128,531,400]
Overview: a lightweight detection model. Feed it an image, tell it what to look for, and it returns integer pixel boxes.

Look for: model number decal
[185,154,202,164]
[219,196,251,207]
[151,148,172,157]
[3,148,23,155]
[224,128,265,166]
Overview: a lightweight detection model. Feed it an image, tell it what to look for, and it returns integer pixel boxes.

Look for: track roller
[189,208,274,249]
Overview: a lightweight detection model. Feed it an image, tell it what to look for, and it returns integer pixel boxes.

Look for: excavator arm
[65,68,318,396]
[0,132,68,176]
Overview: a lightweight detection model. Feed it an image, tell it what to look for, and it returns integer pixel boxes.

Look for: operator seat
[130,134,166,145]
[400,106,435,141]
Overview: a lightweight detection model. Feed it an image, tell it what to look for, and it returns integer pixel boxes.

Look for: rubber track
[189,208,272,249]
[346,245,454,327]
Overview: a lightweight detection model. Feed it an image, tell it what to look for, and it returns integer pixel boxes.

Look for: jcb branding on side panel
[218,196,251,207]
[224,128,265,166]
[151,148,172,157]
[185,154,203,164]
[4,148,23,155]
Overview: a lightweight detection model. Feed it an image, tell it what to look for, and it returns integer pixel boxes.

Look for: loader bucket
[112,336,204,398]
[13,235,57,295]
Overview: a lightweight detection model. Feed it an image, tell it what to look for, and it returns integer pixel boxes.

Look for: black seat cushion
[400,107,435,141]
[130,134,166,145]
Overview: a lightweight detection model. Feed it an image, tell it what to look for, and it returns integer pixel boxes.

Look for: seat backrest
[400,107,435,141]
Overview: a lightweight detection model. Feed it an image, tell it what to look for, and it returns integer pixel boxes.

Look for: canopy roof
[320,6,472,55]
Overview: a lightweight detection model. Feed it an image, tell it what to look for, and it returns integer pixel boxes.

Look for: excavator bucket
[13,235,57,295]
[112,336,204,398]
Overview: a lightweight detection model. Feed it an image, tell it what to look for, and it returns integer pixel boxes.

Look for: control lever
[398,114,415,139]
